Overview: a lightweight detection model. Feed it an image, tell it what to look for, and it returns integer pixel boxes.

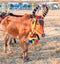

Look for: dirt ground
[0,11,60,64]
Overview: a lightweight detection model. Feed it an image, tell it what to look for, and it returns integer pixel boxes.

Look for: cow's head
[35,15,45,37]
[32,4,48,37]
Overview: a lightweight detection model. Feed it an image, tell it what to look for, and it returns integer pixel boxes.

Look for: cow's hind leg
[13,38,16,43]
[9,38,12,44]
[7,37,12,53]
[4,34,9,53]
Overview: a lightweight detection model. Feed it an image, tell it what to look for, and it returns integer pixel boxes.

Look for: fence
[0,2,60,13]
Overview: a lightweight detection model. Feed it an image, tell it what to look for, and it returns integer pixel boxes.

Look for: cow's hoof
[24,57,31,63]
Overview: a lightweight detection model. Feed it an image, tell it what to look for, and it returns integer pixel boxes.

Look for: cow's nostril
[42,33,45,37]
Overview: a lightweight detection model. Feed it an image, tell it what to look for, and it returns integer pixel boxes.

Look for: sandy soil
[0,11,60,64]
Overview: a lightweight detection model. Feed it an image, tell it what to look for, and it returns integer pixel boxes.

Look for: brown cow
[1,13,44,62]
[1,4,48,62]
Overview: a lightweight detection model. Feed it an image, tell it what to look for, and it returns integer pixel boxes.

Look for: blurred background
[0,0,60,14]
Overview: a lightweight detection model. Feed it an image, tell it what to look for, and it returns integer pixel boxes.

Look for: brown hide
[1,13,44,37]
[6,14,32,38]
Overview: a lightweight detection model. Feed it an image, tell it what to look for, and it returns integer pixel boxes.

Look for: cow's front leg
[23,42,28,59]
[19,39,29,63]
